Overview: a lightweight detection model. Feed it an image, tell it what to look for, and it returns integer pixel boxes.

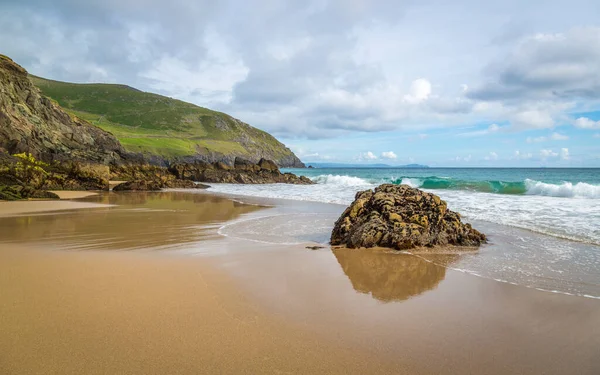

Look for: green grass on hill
[29,76,292,160]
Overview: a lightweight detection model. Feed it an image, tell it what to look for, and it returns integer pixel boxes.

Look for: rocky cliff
[0,55,126,164]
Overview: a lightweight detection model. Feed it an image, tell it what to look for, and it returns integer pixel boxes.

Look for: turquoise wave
[311,174,600,198]
[386,176,527,194]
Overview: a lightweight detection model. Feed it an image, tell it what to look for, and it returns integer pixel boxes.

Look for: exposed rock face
[0,151,109,199]
[331,184,486,250]
[0,173,59,200]
[0,55,126,164]
[257,158,278,172]
[111,164,210,191]
[43,162,110,191]
[167,180,209,189]
[113,179,208,191]
[112,180,163,191]
[110,164,173,182]
[169,158,314,185]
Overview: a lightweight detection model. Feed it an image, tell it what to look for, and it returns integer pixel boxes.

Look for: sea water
[206,167,600,299]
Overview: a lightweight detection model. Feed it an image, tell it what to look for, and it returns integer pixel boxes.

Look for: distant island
[305,163,429,169]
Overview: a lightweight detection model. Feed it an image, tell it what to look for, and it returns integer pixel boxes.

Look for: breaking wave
[311,175,600,199]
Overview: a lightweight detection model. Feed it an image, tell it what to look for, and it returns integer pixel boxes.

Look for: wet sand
[0,244,402,374]
[0,200,112,217]
[1,191,599,374]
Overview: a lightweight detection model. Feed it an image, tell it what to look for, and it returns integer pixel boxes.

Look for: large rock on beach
[112,180,163,191]
[331,184,486,250]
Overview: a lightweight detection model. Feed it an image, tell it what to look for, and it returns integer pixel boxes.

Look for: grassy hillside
[29,76,301,166]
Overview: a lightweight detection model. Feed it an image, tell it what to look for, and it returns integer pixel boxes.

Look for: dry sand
[109,180,127,189]
[49,190,99,199]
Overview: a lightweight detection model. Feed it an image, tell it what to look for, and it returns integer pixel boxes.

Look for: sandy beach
[0,200,111,217]
[49,191,100,199]
[1,191,599,374]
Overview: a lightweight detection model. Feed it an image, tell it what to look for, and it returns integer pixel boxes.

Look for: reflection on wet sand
[333,247,457,302]
[0,192,264,251]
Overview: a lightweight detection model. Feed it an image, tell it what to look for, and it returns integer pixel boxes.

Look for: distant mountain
[27,73,304,167]
[306,162,429,168]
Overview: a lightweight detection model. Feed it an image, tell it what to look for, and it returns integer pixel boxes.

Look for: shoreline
[1,190,599,374]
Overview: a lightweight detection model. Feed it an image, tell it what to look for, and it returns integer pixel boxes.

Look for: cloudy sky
[2,0,600,166]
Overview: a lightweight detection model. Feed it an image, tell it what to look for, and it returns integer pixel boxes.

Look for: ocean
[206,167,600,299]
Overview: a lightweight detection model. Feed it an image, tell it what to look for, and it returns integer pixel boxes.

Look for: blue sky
[285,110,600,167]
[1,0,600,166]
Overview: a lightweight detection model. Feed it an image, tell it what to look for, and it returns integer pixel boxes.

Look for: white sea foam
[399,177,423,188]
[525,179,600,198]
[311,174,373,186]
[205,175,600,245]
[201,175,600,299]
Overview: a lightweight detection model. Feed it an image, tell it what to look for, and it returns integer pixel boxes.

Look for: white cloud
[574,117,600,129]
[469,27,600,102]
[459,123,502,137]
[358,151,378,160]
[484,151,498,161]
[540,149,558,159]
[594,133,600,138]
[454,154,472,162]
[304,152,320,158]
[381,151,397,159]
[527,132,570,143]
[514,150,533,160]
[539,148,570,160]
[551,132,569,140]
[527,136,547,143]
[510,109,554,130]
[403,78,431,103]
[140,29,249,105]
[3,0,600,155]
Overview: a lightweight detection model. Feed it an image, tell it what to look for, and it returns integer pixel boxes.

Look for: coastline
[1,191,599,374]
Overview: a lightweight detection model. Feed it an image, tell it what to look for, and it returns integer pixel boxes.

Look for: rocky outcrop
[257,158,278,172]
[110,163,210,191]
[0,153,59,200]
[0,173,59,200]
[331,184,486,250]
[43,162,110,191]
[112,179,208,191]
[110,164,173,182]
[0,55,126,164]
[169,157,314,185]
